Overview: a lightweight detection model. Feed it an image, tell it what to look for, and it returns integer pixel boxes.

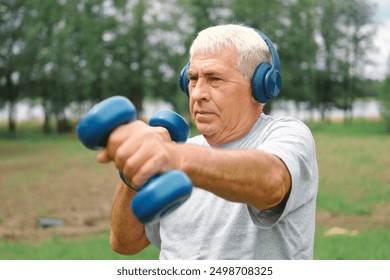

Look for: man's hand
[97,120,179,188]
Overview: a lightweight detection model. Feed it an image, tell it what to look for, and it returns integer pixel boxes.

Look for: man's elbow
[252,172,291,210]
[266,172,291,209]
[110,232,149,255]
[111,243,137,256]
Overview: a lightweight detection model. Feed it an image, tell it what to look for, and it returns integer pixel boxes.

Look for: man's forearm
[176,144,291,210]
[110,181,150,255]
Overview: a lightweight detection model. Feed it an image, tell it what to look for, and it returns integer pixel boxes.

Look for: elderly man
[97,24,318,259]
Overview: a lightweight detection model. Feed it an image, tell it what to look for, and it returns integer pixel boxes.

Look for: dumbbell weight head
[77,96,137,150]
[131,170,192,224]
[149,110,190,143]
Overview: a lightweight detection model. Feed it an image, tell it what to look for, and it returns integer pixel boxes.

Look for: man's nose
[189,79,211,101]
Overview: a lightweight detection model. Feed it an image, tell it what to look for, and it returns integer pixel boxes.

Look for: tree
[23,0,65,133]
[278,0,318,112]
[106,0,158,116]
[0,0,27,133]
[24,0,117,133]
[0,0,381,135]
[336,0,375,121]
[379,56,390,133]
[140,0,193,115]
[314,0,376,121]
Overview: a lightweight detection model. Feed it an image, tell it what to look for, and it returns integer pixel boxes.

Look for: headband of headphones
[179,25,282,103]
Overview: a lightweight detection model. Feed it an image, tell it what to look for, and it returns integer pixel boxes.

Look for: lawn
[0,119,389,259]
[0,232,159,260]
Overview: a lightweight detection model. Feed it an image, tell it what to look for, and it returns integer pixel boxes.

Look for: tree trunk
[7,100,17,133]
[6,73,17,133]
[56,111,72,133]
[43,110,51,134]
[42,88,52,134]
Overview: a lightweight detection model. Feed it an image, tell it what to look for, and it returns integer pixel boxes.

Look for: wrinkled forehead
[189,47,239,73]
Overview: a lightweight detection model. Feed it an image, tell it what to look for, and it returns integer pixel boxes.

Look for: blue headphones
[179,26,282,103]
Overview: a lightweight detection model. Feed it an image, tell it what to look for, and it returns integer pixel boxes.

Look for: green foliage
[0,0,381,131]
[313,0,376,120]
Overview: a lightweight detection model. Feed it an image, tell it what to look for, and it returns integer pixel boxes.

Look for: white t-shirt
[145,113,319,259]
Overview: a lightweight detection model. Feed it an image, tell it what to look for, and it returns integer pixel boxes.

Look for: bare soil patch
[316,203,390,231]
[1,146,389,243]
[0,154,118,242]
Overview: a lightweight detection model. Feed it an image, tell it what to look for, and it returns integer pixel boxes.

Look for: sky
[365,0,390,80]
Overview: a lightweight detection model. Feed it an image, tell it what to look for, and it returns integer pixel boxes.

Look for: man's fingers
[151,126,171,142]
[97,149,112,163]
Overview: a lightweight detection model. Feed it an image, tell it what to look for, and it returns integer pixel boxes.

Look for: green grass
[308,119,387,136]
[314,227,390,260]
[312,121,390,215]
[0,232,159,260]
[1,228,389,260]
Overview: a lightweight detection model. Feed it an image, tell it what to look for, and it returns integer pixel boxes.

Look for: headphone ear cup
[179,63,190,96]
[264,69,282,100]
[251,62,271,103]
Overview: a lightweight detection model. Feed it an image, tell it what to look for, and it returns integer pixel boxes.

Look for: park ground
[0,119,389,259]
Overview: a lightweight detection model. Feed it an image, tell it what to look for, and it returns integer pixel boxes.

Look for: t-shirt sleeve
[247,117,318,229]
[145,221,162,249]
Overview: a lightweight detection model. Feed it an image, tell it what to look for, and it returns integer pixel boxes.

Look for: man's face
[187,47,260,145]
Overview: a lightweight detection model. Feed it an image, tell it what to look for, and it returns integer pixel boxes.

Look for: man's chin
[195,123,215,136]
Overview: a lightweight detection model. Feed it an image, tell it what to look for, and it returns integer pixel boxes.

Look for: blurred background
[0,0,389,260]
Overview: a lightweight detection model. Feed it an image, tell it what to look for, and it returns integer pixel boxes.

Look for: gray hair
[189,24,272,80]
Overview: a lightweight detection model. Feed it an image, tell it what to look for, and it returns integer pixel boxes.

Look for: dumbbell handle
[119,110,190,190]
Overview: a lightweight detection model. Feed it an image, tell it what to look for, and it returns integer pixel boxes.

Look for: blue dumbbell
[77,96,192,224]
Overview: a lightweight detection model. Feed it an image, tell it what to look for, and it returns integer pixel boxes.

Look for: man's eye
[210,77,221,81]
[188,76,198,83]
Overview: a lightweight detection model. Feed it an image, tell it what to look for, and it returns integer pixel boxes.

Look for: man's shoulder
[263,113,307,126]
[261,114,312,135]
